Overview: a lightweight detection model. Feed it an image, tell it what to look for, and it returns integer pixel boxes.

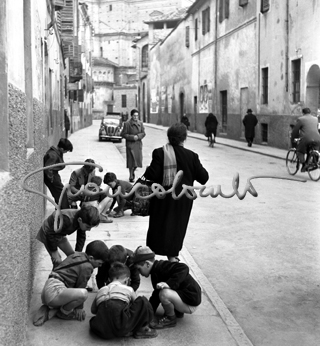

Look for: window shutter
[219,0,223,23]
[225,0,230,19]
[77,89,83,102]
[185,26,190,47]
[195,19,198,40]
[261,0,270,13]
[202,10,205,35]
[207,7,210,32]
[239,0,248,6]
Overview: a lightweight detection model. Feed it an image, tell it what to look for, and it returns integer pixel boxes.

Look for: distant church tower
[86,0,192,68]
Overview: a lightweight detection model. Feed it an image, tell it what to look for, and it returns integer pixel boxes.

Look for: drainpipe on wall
[214,0,218,114]
[257,11,261,112]
[285,0,289,93]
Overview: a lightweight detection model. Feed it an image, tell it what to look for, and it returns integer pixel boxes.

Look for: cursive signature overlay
[22,162,306,231]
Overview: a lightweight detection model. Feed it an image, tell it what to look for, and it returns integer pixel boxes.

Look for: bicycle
[286,138,320,181]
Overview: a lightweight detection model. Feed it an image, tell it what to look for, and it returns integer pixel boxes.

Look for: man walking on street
[243,109,258,147]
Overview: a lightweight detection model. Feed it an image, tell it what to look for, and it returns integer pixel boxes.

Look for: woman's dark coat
[144,145,208,257]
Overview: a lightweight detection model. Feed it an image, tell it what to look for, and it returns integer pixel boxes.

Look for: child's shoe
[112,210,124,218]
[150,315,177,329]
[133,326,158,339]
[174,309,184,318]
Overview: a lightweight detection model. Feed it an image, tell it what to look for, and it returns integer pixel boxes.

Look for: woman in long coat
[121,109,146,182]
[143,123,209,262]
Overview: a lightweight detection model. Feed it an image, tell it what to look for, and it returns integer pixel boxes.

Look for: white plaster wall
[32,0,47,101]
[7,0,25,91]
[217,23,257,114]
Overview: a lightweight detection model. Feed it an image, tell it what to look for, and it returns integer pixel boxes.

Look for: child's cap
[131,246,155,264]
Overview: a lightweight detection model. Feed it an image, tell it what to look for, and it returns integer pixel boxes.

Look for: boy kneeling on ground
[33,240,108,326]
[132,246,201,329]
[90,262,157,339]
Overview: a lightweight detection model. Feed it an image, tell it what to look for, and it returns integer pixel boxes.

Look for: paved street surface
[26,121,320,346]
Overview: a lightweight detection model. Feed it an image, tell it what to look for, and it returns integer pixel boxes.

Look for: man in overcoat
[242,109,258,147]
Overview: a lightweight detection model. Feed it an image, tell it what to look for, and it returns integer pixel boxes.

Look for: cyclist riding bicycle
[291,107,320,172]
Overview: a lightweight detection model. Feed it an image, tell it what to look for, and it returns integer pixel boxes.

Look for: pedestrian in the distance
[121,109,146,182]
[242,109,258,147]
[181,114,190,130]
[64,110,70,138]
[205,113,218,147]
[43,138,73,209]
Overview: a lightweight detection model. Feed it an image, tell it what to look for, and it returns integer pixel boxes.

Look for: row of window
[186,0,270,46]
[261,59,301,104]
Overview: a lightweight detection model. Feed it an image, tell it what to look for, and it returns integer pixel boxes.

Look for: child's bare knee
[79,289,88,302]
[159,289,171,302]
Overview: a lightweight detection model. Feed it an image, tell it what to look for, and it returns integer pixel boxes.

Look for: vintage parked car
[99,114,123,143]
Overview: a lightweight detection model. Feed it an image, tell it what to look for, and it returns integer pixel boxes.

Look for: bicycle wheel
[307,151,320,181]
[286,149,299,175]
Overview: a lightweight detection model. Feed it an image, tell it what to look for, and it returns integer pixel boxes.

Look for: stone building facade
[147,0,320,149]
[0,1,94,345]
[86,0,194,118]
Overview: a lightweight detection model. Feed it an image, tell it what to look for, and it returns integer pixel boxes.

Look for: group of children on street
[34,203,202,339]
[35,144,203,340]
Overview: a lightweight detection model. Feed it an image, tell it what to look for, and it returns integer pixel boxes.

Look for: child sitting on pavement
[33,240,109,326]
[132,246,202,329]
[36,205,101,268]
[96,245,140,291]
[81,175,113,223]
[90,262,157,339]
[103,172,134,218]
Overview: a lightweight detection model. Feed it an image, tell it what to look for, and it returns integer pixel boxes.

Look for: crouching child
[90,262,157,339]
[132,246,201,329]
[33,240,108,326]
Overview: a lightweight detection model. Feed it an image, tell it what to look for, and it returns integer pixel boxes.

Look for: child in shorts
[36,204,101,267]
[90,262,157,339]
[132,246,202,329]
[33,240,109,326]
[103,172,134,218]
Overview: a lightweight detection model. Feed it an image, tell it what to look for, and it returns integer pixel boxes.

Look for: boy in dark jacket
[36,205,101,267]
[33,240,109,327]
[132,246,202,329]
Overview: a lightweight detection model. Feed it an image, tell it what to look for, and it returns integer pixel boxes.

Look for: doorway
[306,64,320,113]
[220,90,227,133]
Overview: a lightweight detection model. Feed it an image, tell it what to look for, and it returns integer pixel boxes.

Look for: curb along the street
[144,123,286,161]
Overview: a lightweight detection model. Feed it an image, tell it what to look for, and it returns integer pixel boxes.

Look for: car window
[103,118,121,126]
